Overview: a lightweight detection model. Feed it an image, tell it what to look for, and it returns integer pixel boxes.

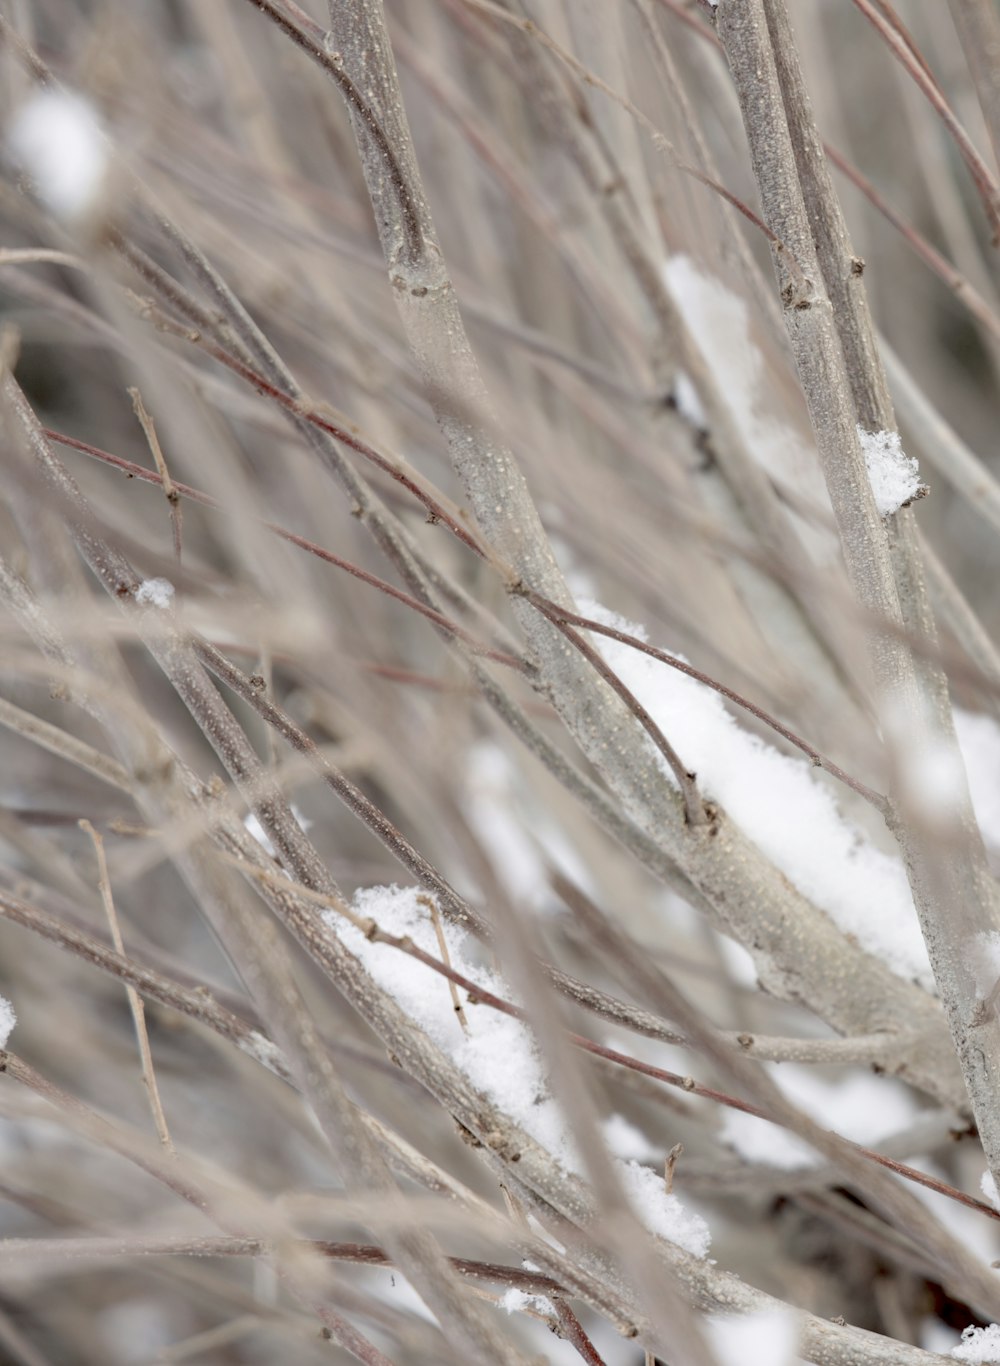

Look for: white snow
[465,743,592,911]
[8,89,108,222]
[673,370,707,429]
[721,1109,816,1172]
[243,805,311,860]
[982,1171,999,1211]
[135,578,175,609]
[580,598,934,989]
[332,886,581,1167]
[662,257,831,540]
[0,996,15,1048]
[952,1324,1000,1363]
[705,1309,800,1366]
[968,932,1000,1005]
[323,885,711,1257]
[617,1159,712,1257]
[499,1287,552,1316]
[721,1064,919,1171]
[602,1113,661,1163]
[857,426,923,517]
[956,709,1000,855]
[662,257,925,532]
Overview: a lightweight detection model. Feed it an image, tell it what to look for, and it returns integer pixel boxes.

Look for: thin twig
[826,145,1000,344]
[128,386,183,566]
[78,820,175,1153]
[133,313,489,557]
[664,1144,683,1196]
[519,587,708,826]
[43,426,525,670]
[420,893,469,1034]
[455,0,805,277]
[848,0,1000,241]
[0,693,130,792]
[520,589,888,812]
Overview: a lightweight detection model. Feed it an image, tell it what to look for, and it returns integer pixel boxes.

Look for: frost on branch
[857,426,925,517]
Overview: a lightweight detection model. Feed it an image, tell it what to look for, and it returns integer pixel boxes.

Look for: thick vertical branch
[760,0,1000,882]
[715,0,1000,1193]
[758,0,957,680]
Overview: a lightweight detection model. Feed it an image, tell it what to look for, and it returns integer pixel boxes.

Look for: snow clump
[952,1324,1000,1362]
[857,426,924,516]
[135,578,175,609]
[8,89,108,222]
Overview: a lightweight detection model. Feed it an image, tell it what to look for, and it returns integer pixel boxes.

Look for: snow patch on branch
[323,885,711,1257]
[953,1324,1000,1362]
[618,1159,711,1257]
[580,599,934,989]
[498,1288,552,1317]
[662,256,832,548]
[857,426,924,516]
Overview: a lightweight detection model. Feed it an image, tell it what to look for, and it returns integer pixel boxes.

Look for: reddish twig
[826,145,1000,344]
[519,589,887,812]
[338,915,998,1225]
[520,588,708,826]
[43,428,525,672]
[849,0,1000,242]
